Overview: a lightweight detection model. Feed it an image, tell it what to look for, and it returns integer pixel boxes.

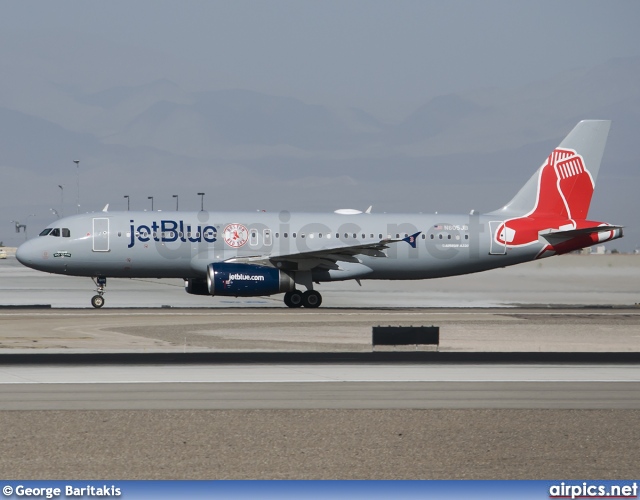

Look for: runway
[2,307,640,352]
[1,254,639,478]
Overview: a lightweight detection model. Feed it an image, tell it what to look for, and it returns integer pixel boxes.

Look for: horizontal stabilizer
[540,225,623,242]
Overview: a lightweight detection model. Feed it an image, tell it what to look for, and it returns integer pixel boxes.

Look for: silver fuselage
[16,210,540,282]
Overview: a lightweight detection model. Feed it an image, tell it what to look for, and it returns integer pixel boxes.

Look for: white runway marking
[0,364,638,384]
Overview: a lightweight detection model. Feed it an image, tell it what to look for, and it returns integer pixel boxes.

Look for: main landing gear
[91,276,107,308]
[284,289,322,308]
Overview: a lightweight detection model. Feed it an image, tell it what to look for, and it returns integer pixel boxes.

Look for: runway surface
[1,253,639,478]
[2,253,640,308]
[2,307,640,353]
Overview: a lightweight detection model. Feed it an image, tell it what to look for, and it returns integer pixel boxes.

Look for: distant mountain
[75,79,192,110]
[0,107,102,167]
[392,94,485,144]
[1,57,639,250]
[102,87,388,156]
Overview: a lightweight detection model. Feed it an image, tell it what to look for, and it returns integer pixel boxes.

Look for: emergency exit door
[92,218,110,252]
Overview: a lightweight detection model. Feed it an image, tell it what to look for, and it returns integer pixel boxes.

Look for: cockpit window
[50,228,61,237]
[39,228,52,236]
[62,228,70,237]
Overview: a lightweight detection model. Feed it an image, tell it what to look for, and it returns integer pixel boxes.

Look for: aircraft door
[489,221,507,255]
[93,218,110,252]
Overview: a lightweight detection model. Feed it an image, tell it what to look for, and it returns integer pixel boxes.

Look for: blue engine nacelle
[207,263,295,297]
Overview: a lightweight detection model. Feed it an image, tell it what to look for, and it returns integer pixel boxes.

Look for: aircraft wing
[225,232,421,271]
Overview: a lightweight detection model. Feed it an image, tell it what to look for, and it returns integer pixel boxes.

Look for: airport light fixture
[73,160,80,214]
[50,208,60,219]
[173,194,179,211]
[10,220,25,234]
[148,196,154,211]
[124,195,130,211]
[197,192,205,211]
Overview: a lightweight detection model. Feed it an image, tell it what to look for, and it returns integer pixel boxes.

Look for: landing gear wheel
[91,295,105,308]
[302,290,322,308]
[284,290,303,308]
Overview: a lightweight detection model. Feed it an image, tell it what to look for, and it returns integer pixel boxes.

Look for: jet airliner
[16,120,622,308]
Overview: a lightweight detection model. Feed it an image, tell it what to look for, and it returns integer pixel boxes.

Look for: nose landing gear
[91,276,107,308]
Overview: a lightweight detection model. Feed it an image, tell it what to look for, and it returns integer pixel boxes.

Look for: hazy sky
[2,0,639,120]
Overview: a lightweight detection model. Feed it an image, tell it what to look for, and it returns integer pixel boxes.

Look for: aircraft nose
[16,240,36,267]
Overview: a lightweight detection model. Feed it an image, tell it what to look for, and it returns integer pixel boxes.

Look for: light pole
[10,220,26,235]
[58,185,64,217]
[73,160,80,214]
[124,195,130,211]
[50,208,60,219]
[197,192,205,211]
[148,196,154,211]
[25,214,35,240]
[173,194,179,211]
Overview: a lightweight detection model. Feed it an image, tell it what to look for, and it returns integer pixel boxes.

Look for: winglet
[102,204,109,212]
[403,231,421,248]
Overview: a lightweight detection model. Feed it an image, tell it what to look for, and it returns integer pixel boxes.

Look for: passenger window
[39,229,52,236]
[300,233,305,239]
[430,234,434,239]
[292,232,297,238]
[396,234,399,238]
[438,234,443,240]
[447,235,451,240]
[275,232,279,238]
[378,234,382,239]
[50,228,60,237]
[353,233,357,238]
[62,228,70,237]
[421,234,426,239]
[318,233,323,238]
[284,233,288,238]
[344,233,348,239]
[465,234,469,240]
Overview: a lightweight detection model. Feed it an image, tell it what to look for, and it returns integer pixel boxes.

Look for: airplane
[16,120,622,309]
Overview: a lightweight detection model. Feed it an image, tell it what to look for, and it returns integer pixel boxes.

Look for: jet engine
[206,263,295,297]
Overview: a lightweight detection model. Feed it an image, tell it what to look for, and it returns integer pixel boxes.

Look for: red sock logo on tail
[552,149,594,220]
[496,148,594,247]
